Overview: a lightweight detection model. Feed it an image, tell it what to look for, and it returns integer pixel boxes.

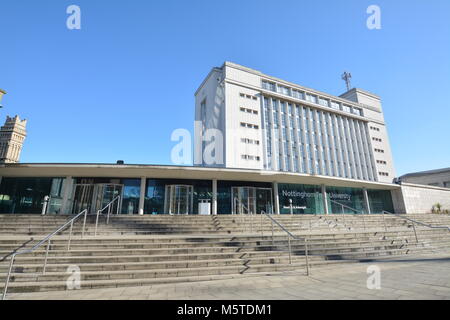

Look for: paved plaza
[5,253,450,300]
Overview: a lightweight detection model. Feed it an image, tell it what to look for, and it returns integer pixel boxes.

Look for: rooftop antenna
[341,72,352,91]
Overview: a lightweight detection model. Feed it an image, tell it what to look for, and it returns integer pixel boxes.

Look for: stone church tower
[0,90,28,163]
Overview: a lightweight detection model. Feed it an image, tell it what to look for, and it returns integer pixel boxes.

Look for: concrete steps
[1,213,450,295]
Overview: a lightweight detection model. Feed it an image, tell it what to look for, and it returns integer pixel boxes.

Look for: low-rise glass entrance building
[0,163,397,215]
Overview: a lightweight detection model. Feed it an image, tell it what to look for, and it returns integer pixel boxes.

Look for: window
[277,85,291,96]
[241,154,260,161]
[330,101,340,110]
[372,137,382,142]
[342,105,351,113]
[318,98,329,107]
[379,172,389,177]
[352,108,362,116]
[377,160,387,165]
[240,93,258,100]
[262,80,276,92]
[306,93,317,104]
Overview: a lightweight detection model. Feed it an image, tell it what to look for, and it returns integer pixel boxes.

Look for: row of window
[370,126,380,132]
[241,154,261,161]
[239,93,258,101]
[262,97,378,182]
[372,137,382,142]
[241,138,260,145]
[374,148,385,153]
[240,122,259,129]
[240,107,258,115]
[376,160,387,165]
[262,80,363,117]
[379,172,389,177]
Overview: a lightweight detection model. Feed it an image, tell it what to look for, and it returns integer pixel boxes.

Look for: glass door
[232,187,273,215]
[72,184,95,213]
[93,184,123,214]
[165,185,193,215]
[231,187,256,215]
[256,188,274,214]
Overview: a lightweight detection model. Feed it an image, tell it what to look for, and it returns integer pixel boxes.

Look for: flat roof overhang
[0,163,400,191]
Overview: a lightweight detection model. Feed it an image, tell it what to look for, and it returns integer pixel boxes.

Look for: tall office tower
[0,115,27,163]
[195,62,395,183]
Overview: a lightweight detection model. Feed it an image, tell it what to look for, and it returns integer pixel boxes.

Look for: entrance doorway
[231,187,273,215]
[164,185,194,215]
[72,184,123,214]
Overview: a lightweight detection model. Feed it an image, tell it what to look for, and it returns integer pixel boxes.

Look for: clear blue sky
[0,0,449,176]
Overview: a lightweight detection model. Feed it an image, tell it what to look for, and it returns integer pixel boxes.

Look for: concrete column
[212,179,218,215]
[138,177,146,215]
[61,176,74,214]
[321,184,329,215]
[363,188,371,214]
[273,182,280,215]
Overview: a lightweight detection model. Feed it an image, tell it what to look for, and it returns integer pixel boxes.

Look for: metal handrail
[94,196,121,236]
[261,211,310,276]
[382,211,450,243]
[383,211,450,232]
[233,198,255,233]
[329,200,367,229]
[2,209,88,300]
[329,200,361,214]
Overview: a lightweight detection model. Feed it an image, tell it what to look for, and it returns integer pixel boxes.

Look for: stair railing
[1,209,88,301]
[94,196,121,236]
[233,198,255,234]
[261,211,310,276]
[329,200,366,229]
[382,211,450,244]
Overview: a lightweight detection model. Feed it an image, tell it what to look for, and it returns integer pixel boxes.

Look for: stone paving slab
[4,254,450,300]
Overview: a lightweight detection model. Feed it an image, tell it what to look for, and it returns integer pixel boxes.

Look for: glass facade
[144,179,212,215]
[0,176,396,215]
[217,181,272,214]
[326,186,365,214]
[72,178,141,214]
[368,189,394,214]
[0,177,61,214]
[278,183,324,214]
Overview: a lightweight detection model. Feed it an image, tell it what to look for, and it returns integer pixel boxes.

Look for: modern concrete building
[195,62,395,183]
[399,168,450,189]
[0,63,449,216]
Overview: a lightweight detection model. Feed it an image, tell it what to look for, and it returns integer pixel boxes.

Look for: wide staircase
[1,213,450,297]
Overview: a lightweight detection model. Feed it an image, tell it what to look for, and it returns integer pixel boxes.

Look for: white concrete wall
[392,183,450,213]
[194,68,226,167]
